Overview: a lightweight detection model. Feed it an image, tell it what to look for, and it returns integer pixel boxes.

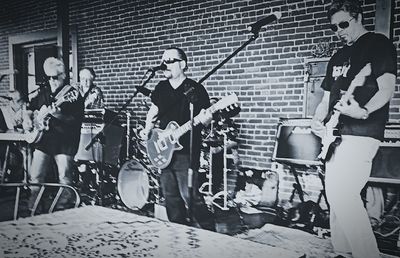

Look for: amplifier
[75,122,124,166]
[83,108,118,124]
[370,123,400,184]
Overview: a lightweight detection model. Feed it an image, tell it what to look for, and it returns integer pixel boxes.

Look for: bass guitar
[25,90,79,144]
[146,93,239,169]
[318,63,371,161]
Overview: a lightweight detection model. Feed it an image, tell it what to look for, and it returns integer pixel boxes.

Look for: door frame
[8,26,78,91]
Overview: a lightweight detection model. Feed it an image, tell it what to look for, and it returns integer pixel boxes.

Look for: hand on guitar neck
[316,63,372,161]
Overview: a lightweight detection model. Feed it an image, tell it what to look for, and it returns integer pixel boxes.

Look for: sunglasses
[48,75,60,80]
[330,17,354,32]
[163,58,182,64]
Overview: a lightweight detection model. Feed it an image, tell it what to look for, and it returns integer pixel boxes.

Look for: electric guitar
[25,90,79,144]
[318,63,372,161]
[146,93,239,169]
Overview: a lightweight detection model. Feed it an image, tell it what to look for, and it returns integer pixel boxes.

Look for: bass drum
[117,159,150,209]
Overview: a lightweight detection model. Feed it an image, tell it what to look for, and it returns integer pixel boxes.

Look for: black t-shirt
[29,85,84,155]
[321,32,397,140]
[151,78,210,167]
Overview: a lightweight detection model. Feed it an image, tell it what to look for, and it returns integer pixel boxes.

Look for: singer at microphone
[247,11,282,34]
[149,63,167,72]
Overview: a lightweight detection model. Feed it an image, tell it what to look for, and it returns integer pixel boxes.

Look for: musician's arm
[140,103,159,140]
[313,91,330,123]
[336,72,395,119]
[363,73,395,114]
[50,97,84,126]
[311,91,330,138]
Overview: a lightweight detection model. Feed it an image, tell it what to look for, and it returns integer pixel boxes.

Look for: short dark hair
[80,67,96,80]
[327,0,363,21]
[166,47,188,71]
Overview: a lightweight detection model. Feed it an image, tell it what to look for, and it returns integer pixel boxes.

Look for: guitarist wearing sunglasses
[140,47,215,231]
[310,1,396,257]
[26,57,84,214]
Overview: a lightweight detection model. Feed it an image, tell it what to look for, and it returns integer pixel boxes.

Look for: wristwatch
[361,107,369,120]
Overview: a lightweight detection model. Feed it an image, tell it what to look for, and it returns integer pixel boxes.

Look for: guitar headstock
[212,93,239,112]
[219,103,241,118]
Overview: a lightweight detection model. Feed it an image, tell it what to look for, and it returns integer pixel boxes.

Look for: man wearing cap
[27,57,84,213]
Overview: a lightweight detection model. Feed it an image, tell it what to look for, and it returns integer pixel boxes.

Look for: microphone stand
[188,101,194,224]
[198,32,259,84]
[188,30,260,214]
[84,69,156,206]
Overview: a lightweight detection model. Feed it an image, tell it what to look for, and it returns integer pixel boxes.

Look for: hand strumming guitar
[333,63,371,119]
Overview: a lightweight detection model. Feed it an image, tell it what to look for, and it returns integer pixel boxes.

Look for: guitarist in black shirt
[310,1,396,257]
[26,57,84,213]
[140,47,215,231]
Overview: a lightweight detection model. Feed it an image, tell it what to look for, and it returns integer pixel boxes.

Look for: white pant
[325,135,381,258]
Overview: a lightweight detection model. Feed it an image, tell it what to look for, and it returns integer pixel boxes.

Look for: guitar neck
[171,105,218,140]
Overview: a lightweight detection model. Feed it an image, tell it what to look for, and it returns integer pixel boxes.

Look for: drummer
[76,67,105,195]
[78,67,105,109]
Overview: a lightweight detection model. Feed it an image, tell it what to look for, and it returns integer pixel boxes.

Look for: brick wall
[1,0,400,204]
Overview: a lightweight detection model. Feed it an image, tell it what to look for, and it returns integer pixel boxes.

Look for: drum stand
[199,121,216,196]
[199,146,214,196]
[206,131,233,211]
[287,164,330,210]
[316,166,329,209]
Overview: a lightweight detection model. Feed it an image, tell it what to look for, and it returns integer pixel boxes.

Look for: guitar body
[26,106,51,144]
[146,121,183,169]
[318,111,341,161]
[25,90,78,144]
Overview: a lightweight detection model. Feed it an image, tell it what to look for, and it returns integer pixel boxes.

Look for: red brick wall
[1,0,400,203]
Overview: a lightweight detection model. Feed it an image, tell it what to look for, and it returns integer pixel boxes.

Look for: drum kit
[75,112,161,210]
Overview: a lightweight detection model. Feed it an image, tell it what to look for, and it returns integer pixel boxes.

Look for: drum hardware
[125,111,131,161]
[316,167,329,210]
[75,161,120,206]
[200,129,236,210]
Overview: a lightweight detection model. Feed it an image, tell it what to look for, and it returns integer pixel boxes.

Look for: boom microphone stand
[185,27,263,217]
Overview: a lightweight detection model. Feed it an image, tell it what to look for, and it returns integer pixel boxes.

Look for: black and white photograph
[0,0,400,257]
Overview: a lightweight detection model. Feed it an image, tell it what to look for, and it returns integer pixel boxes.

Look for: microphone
[149,63,167,72]
[247,12,282,34]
